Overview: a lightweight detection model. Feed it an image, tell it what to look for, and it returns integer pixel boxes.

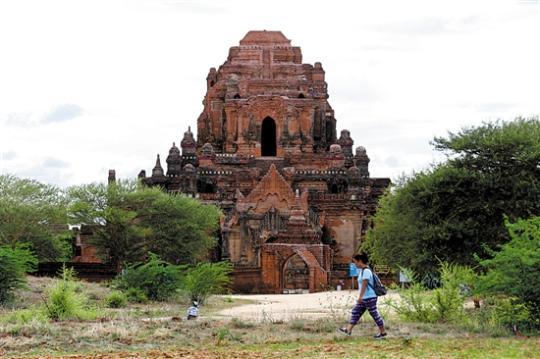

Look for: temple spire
[152,154,164,177]
[166,142,181,176]
[181,126,196,155]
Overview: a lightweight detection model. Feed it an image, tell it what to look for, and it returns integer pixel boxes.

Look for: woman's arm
[358,279,368,303]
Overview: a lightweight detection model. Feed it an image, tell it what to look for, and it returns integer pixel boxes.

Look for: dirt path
[215,290,400,321]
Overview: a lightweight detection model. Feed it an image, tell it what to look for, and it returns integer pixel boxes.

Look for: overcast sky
[0,0,539,187]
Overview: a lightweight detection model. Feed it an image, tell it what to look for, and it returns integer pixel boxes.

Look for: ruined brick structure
[138,31,390,293]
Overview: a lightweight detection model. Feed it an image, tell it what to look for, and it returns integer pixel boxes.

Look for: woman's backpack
[363,267,388,296]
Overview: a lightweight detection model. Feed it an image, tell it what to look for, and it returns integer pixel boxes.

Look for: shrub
[465,296,532,336]
[0,245,37,305]
[124,287,148,303]
[389,263,475,323]
[43,266,95,320]
[430,262,475,322]
[390,283,437,323]
[431,285,464,322]
[115,253,184,301]
[477,217,540,325]
[182,261,232,304]
[105,291,128,308]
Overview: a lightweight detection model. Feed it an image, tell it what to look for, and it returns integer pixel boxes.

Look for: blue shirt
[187,306,199,317]
[358,268,377,299]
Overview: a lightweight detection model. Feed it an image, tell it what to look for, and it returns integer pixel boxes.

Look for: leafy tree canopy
[68,181,221,266]
[0,174,71,261]
[363,117,540,276]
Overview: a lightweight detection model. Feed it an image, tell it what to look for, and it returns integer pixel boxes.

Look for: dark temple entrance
[261,117,277,156]
[283,254,309,291]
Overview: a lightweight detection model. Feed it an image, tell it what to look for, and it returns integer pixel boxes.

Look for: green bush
[0,245,37,305]
[105,290,127,308]
[477,217,540,326]
[183,261,232,304]
[389,283,437,323]
[432,286,464,323]
[431,262,476,322]
[115,253,184,301]
[389,263,474,323]
[465,296,532,336]
[43,267,96,321]
[124,287,148,303]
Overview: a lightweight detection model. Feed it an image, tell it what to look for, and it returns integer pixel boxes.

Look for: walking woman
[339,253,387,339]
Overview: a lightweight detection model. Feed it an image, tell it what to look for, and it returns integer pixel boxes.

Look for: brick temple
[136,31,390,293]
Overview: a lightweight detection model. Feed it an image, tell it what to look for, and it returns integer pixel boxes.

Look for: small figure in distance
[187,300,199,320]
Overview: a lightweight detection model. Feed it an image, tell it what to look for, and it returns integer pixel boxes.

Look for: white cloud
[0,0,538,186]
[43,104,83,124]
[42,157,70,169]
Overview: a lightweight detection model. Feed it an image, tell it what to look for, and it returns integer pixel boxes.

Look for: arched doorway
[283,254,309,291]
[325,119,333,147]
[261,117,277,156]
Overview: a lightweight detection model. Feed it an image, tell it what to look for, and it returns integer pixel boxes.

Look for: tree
[68,181,221,267]
[68,181,148,267]
[0,245,38,305]
[0,174,71,261]
[133,189,221,264]
[363,117,540,276]
[478,217,540,321]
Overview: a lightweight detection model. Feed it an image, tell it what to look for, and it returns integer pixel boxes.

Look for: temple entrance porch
[258,243,331,294]
[283,254,310,292]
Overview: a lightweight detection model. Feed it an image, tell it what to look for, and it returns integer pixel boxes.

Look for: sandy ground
[215,290,400,321]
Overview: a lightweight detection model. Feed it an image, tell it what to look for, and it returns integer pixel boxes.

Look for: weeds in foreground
[213,327,242,345]
[231,317,255,329]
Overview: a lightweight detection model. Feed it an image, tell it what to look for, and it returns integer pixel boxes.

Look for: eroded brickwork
[139,31,390,293]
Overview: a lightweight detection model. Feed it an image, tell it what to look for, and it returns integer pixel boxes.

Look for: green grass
[233,337,540,358]
[3,337,538,358]
[1,313,537,358]
[1,276,538,358]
